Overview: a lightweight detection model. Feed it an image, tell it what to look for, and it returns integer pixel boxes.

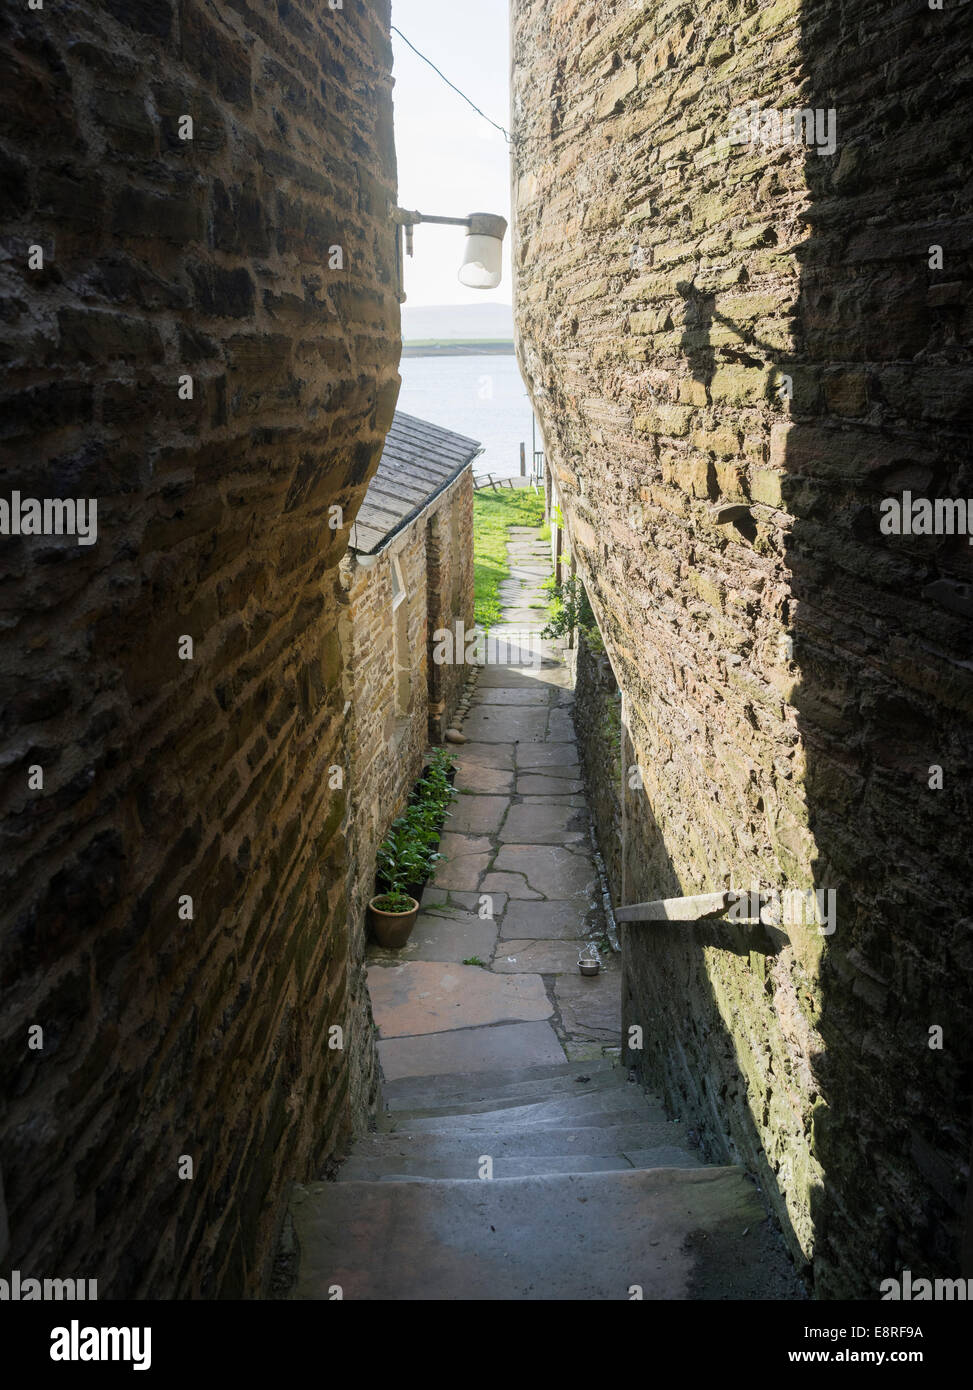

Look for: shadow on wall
[616,0,973,1299]
[786,0,973,1297]
[617,686,803,1275]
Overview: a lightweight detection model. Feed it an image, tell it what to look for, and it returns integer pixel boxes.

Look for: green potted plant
[369,815,434,948]
[367,884,421,950]
[368,751,458,948]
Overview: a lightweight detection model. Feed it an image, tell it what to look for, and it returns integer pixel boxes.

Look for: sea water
[396,354,539,481]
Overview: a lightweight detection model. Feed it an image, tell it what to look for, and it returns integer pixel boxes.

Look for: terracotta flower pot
[368,895,420,949]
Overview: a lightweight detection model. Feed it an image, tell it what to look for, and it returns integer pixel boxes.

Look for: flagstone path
[365,522,622,1082]
[283,519,807,1301]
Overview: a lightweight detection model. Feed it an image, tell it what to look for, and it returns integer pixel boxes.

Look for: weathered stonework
[513,0,973,1296]
[424,474,475,746]
[572,632,623,897]
[1,2,399,1295]
[341,468,474,967]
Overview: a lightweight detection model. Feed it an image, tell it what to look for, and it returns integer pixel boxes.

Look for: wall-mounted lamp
[392,207,508,301]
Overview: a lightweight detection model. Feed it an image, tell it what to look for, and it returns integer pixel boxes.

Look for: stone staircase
[286,1059,805,1300]
[282,516,805,1301]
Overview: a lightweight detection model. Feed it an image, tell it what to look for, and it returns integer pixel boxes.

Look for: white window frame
[391,554,407,610]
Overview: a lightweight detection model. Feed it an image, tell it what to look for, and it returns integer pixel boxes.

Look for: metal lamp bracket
[390,205,507,302]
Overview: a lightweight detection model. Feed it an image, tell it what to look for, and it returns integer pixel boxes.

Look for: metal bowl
[578,959,600,977]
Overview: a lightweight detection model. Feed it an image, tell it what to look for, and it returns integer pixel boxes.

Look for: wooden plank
[615,891,733,923]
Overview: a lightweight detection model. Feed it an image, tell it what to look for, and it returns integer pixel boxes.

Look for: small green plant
[376,748,459,895]
[372,891,417,914]
[584,622,605,654]
[542,574,596,643]
[462,956,488,968]
[376,812,433,892]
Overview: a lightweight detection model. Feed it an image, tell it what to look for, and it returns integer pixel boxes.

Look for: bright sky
[391,0,512,308]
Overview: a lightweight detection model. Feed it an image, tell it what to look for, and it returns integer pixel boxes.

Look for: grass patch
[473,489,547,629]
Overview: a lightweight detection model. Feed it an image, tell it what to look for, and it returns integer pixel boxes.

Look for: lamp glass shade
[458,233,503,289]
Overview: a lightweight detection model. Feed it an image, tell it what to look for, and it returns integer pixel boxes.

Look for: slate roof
[349,410,482,555]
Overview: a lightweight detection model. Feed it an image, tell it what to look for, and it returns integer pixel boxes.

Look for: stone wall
[342,468,474,964]
[0,1,400,1296]
[512,0,973,1296]
[573,627,624,897]
[425,470,475,744]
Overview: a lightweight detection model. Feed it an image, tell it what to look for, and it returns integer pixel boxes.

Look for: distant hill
[400,340,515,357]
[402,303,514,342]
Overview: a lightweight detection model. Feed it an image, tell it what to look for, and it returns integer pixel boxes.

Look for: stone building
[0,1,400,1297]
[340,410,478,947]
[512,0,973,1296]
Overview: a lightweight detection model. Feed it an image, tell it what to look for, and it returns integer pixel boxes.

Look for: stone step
[337,1153,638,1181]
[381,1058,618,1107]
[383,1068,629,1114]
[290,1166,776,1300]
[337,1144,703,1182]
[389,1072,635,1118]
[351,1120,689,1160]
[392,1087,664,1133]
[397,1105,663,1135]
[623,1145,704,1169]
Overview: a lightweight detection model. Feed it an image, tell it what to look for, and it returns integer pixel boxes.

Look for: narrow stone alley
[6,0,970,1322]
[285,518,805,1300]
[367,521,622,1077]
